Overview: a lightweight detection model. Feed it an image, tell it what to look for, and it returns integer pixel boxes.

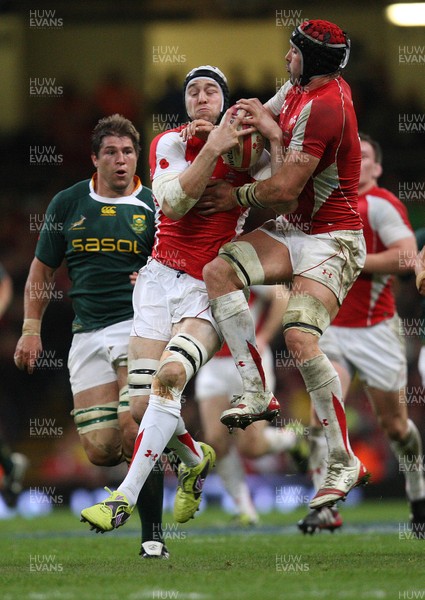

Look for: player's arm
[228,101,320,214]
[365,197,417,275]
[196,146,272,217]
[193,144,315,217]
[14,257,57,374]
[415,245,425,295]
[0,270,13,320]
[363,235,417,275]
[230,147,318,214]
[153,110,247,221]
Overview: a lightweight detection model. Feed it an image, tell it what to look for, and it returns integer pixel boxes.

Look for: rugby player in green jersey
[0,262,29,507]
[14,114,169,558]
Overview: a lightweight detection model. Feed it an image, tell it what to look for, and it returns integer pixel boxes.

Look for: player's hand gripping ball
[221,109,265,171]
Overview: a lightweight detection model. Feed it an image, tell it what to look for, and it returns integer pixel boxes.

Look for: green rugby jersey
[36,176,155,333]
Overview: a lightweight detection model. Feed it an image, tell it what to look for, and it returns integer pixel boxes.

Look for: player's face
[185,79,223,124]
[285,43,302,84]
[359,140,382,192]
[92,135,138,197]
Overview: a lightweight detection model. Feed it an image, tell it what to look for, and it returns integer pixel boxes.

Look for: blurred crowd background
[0,0,424,511]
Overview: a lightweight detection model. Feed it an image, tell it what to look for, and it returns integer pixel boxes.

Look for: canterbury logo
[101,206,116,216]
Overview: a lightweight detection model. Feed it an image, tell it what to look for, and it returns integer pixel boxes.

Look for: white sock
[168,416,203,467]
[118,396,180,505]
[210,291,269,394]
[308,426,328,490]
[391,419,425,502]
[216,446,257,520]
[262,427,297,453]
[298,354,353,466]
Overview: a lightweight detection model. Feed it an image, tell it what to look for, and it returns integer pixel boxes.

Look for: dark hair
[359,132,383,164]
[91,113,141,157]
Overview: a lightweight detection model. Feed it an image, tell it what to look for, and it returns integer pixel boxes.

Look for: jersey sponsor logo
[68,215,86,230]
[71,237,145,253]
[131,214,147,233]
[101,205,116,216]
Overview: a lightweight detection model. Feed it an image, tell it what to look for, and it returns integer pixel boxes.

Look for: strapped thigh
[218,241,265,287]
[158,333,208,383]
[71,401,119,434]
[128,358,159,398]
[282,293,330,338]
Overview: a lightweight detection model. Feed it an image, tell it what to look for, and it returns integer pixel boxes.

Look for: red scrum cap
[290,19,350,86]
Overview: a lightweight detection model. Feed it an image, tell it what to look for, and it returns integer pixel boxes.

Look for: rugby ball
[222,125,265,171]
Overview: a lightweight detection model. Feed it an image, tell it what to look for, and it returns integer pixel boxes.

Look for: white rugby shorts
[195,345,276,401]
[319,315,407,391]
[68,319,132,394]
[259,217,366,304]
[131,258,220,341]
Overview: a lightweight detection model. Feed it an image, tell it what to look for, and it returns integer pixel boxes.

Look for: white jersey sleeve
[367,194,414,246]
[151,131,188,181]
[264,80,293,116]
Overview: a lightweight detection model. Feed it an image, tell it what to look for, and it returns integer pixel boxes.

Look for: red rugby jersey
[278,77,362,234]
[149,126,268,280]
[333,185,413,327]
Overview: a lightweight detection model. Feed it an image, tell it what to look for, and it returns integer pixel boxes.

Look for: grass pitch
[0,500,423,600]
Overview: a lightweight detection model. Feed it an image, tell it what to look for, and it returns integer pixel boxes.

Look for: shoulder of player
[362,186,412,229]
[47,179,91,212]
[135,185,156,212]
[51,179,89,200]
[308,78,352,111]
[363,185,405,209]
[150,125,187,149]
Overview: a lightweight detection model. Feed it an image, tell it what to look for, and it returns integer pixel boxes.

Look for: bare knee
[203,258,237,293]
[203,258,225,285]
[204,429,231,459]
[80,430,123,466]
[130,395,149,424]
[237,437,260,459]
[378,414,408,442]
[237,427,267,459]
[154,362,186,394]
[118,412,138,458]
[284,328,320,360]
